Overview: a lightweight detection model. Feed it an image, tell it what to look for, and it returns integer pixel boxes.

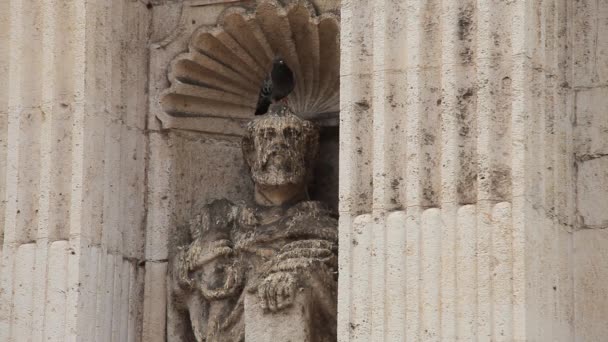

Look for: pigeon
[254,56,295,115]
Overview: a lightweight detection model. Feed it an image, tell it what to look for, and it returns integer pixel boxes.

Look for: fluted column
[0,1,150,341]
[338,0,575,340]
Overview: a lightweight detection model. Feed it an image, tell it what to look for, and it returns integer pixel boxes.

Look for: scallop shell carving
[159,0,340,134]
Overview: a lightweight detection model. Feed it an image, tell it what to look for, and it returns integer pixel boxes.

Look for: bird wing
[254,76,273,115]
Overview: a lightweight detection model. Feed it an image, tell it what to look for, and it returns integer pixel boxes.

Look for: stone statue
[170,105,338,342]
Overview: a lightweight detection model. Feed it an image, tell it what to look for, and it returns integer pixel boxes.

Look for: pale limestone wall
[0,1,151,341]
[338,0,576,341]
[572,1,608,341]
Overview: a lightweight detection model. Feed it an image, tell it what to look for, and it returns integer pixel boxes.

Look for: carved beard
[243,112,319,188]
[251,143,307,186]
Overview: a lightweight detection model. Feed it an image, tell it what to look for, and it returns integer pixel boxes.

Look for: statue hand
[185,239,233,271]
[256,240,338,312]
[258,271,298,312]
[271,239,337,273]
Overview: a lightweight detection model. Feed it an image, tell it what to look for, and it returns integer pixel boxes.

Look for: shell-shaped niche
[160,0,340,134]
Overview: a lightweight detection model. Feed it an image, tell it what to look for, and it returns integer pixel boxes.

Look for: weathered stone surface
[574,229,608,341]
[573,0,608,87]
[577,157,608,229]
[575,87,608,158]
[244,290,313,342]
[143,261,168,342]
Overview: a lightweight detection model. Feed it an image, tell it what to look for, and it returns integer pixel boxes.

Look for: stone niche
[147,0,340,341]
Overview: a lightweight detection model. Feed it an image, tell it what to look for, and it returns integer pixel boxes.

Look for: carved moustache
[260,144,298,167]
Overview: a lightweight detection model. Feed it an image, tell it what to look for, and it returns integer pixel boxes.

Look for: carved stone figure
[170,105,338,342]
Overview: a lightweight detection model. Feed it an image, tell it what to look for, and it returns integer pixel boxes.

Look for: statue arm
[183,199,240,270]
[270,239,337,273]
[183,239,233,271]
[257,238,338,312]
[174,199,240,292]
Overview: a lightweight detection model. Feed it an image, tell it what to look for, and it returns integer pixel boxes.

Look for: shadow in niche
[309,125,339,214]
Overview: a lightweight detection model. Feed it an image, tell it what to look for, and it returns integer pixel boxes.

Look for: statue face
[243,112,319,187]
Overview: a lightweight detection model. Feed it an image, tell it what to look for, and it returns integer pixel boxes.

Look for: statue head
[242,106,319,188]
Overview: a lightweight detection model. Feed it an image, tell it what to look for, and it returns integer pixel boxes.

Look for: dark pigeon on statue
[254,56,295,115]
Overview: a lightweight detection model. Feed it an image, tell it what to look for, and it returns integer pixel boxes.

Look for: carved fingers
[270,257,320,273]
[185,239,233,270]
[276,247,333,261]
[258,272,297,312]
[273,239,338,272]
[198,262,244,300]
[255,239,338,312]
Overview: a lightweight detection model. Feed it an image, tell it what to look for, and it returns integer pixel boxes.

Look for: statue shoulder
[189,199,246,240]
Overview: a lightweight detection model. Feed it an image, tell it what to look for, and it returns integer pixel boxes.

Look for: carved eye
[283,127,296,139]
[262,128,276,138]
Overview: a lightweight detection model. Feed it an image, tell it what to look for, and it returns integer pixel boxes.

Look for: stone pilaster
[338,0,576,340]
[0,1,151,340]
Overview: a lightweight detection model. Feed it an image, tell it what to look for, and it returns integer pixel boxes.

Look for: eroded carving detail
[170,105,338,341]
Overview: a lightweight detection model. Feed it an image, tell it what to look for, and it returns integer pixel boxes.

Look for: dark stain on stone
[387,94,398,108]
[423,187,436,205]
[458,5,475,64]
[391,178,400,190]
[456,87,476,137]
[355,100,370,110]
[457,150,477,204]
[423,131,435,145]
[461,88,474,100]
[491,165,512,200]
[460,48,473,63]
[502,76,511,86]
